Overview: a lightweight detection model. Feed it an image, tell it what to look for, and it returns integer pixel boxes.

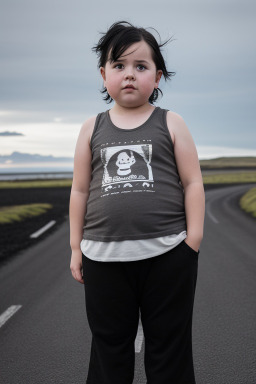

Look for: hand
[70,249,84,284]
[184,237,201,253]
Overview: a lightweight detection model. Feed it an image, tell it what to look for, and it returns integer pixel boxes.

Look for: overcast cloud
[0,0,255,159]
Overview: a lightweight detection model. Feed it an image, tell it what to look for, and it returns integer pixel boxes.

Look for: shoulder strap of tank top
[158,107,174,148]
[90,112,105,150]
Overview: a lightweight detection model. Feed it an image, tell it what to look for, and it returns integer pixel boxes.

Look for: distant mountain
[0,131,24,136]
[0,151,73,164]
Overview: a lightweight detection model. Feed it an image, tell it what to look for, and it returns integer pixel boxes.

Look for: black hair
[92,21,176,104]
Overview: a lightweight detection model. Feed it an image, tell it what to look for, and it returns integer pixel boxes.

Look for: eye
[114,63,124,70]
[137,64,146,71]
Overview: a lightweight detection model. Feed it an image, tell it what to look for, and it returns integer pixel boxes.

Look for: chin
[118,97,150,108]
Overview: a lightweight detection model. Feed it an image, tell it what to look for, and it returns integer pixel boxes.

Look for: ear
[100,67,106,85]
[155,70,163,89]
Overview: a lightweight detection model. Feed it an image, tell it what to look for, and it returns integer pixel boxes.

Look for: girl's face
[100,40,162,108]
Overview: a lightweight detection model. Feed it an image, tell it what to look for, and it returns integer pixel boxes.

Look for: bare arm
[167,111,205,252]
[69,116,96,283]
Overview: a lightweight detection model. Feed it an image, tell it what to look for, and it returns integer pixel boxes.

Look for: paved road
[0,184,255,384]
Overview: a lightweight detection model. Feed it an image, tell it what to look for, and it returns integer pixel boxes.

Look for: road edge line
[0,305,22,328]
[30,220,56,238]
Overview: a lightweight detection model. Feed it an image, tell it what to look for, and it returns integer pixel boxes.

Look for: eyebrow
[112,59,150,64]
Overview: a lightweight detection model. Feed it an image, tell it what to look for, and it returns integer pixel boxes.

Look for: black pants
[82,240,199,384]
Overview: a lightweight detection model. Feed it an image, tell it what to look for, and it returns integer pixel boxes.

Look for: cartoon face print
[100,144,154,196]
[116,151,136,175]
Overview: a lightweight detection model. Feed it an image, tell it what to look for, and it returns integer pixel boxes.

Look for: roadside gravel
[0,187,71,264]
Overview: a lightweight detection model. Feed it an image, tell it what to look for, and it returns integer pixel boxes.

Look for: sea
[0,167,73,181]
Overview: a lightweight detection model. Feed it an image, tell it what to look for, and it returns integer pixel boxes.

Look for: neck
[108,103,157,130]
[110,102,155,116]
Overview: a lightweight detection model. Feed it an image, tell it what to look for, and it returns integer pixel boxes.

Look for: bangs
[106,30,143,64]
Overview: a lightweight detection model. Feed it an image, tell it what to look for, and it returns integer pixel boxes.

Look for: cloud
[0,131,24,136]
[0,0,255,155]
[0,122,81,157]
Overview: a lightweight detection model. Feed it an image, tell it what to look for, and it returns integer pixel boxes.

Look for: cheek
[105,77,120,95]
[140,74,156,93]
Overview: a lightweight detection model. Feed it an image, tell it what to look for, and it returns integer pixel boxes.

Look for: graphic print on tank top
[100,141,154,197]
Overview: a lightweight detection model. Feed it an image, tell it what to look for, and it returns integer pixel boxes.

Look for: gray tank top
[82,106,186,241]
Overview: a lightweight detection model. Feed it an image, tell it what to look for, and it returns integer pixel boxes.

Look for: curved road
[0,184,255,384]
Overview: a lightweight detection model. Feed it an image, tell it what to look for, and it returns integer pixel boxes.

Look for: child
[69,20,205,384]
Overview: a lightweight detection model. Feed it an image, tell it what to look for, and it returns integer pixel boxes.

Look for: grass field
[0,203,53,224]
[200,157,256,169]
[0,179,72,189]
[202,171,256,184]
[240,187,256,218]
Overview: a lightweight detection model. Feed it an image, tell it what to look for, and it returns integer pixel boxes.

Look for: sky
[1,0,256,168]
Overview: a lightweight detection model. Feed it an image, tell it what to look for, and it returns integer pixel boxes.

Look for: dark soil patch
[0,187,71,264]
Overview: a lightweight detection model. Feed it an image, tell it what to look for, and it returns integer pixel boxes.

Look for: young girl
[69,21,205,384]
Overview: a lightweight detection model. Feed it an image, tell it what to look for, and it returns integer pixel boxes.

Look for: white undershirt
[80,231,187,262]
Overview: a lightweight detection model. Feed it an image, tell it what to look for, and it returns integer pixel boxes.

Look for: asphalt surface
[0,184,255,384]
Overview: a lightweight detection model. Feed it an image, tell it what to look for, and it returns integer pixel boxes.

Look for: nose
[124,67,135,80]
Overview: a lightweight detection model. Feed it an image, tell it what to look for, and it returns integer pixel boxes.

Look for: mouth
[123,85,136,89]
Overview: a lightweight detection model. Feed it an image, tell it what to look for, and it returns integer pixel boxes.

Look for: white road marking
[0,305,22,328]
[30,220,56,238]
[135,318,144,353]
[206,202,219,224]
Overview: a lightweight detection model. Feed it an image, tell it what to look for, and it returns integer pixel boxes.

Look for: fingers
[70,265,84,284]
[70,250,84,284]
